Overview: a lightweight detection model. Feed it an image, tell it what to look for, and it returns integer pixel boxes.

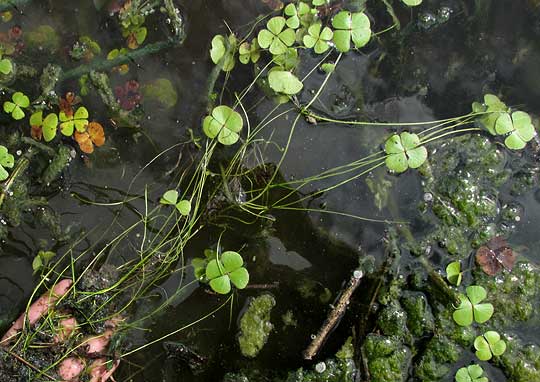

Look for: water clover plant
[453,285,494,326]
[74,122,106,154]
[30,111,59,142]
[331,11,371,53]
[59,106,89,136]
[210,34,237,72]
[302,23,333,54]
[472,94,508,135]
[402,0,423,6]
[495,111,536,150]
[268,70,303,95]
[160,190,192,216]
[273,48,299,71]
[446,261,462,286]
[239,39,260,64]
[384,132,428,173]
[203,105,243,145]
[455,365,488,382]
[205,251,249,294]
[0,54,12,75]
[284,2,310,29]
[4,91,29,120]
[0,145,14,181]
[258,16,296,55]
[474,331,506,361]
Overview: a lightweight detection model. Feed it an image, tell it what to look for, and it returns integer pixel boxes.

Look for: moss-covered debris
[238,294,276,358]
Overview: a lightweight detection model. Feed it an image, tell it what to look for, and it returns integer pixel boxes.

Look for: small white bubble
[315,362,326,373]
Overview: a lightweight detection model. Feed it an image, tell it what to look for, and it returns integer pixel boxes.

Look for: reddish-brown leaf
[476,236,517,276]
[74,131,94,154]
[31,125,43,141]
[88,122,105,147]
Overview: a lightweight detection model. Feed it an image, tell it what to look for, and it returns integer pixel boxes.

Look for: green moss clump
[238,294,276,358]
[500,336,540,382]
[414,336,460,381]
[25,25,60,52]
[41,145,72,185]
[142,78,178,108]
[284,359,356,382]
[378,301,409,339]
[401,291,435,337]
[362,334,411,382]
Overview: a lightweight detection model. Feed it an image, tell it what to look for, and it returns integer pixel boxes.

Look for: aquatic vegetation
[446,261,462,286]
[268,70,303,95]
[237,294,275,358]
[362,334,411,382]
[302,22,333,54]
[210,34,237,72]
[238,39,260,64]
[494,111,536,150]
[59,106,89,136]
[402,0,423,6]
[0,145,14,181]
[160,190,191,216]
[474,331,506,361]
[115,79,141,110]
[141,78,177,108]
[258,16,296,55]
[453,286,493,326]
[74,121,105,153]
[475,237,516,276]
[454,365,488,382]
[384,132,428,173]
[3,91,29,120]
[203,105,243,145]
[206,251,249,294]
[31,250,55,274]
[331,11,371,53]
[30,111,58,142]
[284,2,311,29]
[0,53,12,74]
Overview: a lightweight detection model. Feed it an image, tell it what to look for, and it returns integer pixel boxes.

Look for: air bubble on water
[353,270,363,279]
[315,362,326,373]
[16,150,22,156]
[310,334,316,340]
[423,192,433,202]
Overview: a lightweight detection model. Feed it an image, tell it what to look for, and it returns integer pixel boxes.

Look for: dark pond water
[1,0,540,381]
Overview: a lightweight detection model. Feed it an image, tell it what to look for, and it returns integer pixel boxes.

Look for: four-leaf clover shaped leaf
[472,94,508,135]
[30,111,59,142]
[74,121,106,154]
[455,364,488,382]
[0,145,14,181]
[60,106,89,136]
[4,91,29,120]
[453,285,494,326]
[210,34,237,72]
[331,11,371,53]
[303,22,333,54]
[239,38,260,65]
[258,17,296,55]
[495,111,536,150]
[384,132,428,173]
[474,331,507,361]
[284,2,311,29]
[205,251,249,294]
[160,190,192,216]
[203,105,243,145]
[446,261,462,286]
[0,54,13,75]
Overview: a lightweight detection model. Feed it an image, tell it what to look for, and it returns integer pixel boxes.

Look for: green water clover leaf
[284,2,310,29]
[384,132,428,173]
[59,106,89,136]
[160,190,192,216]
[0,145,14,181]
[472,94,508,135]
[495,111,536,150]
[446,261,462,286]
[312,0,329,5]
[402,0,423,6]
[206,251,249,294]
[4,92,30,120]
[203,105,243,145]
[239,38,260,64]
[0,55,13,75]
[453,285,494,326]
[258,17,296,55]
[455,364,488,382]
[303,23,333,54]
[331,11,371,53]
[30,111,59,142]
[210,34,237,72]
[268,70,303,95]
[474,331,506,361]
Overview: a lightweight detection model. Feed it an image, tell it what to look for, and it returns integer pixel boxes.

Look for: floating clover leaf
[284,2,310,29]
[495,111,536,150]
[455,364,488,382]
[206,251,249,294]
[402,0,423,6]
[59,106,89,136]
[452,285,494,326]
[446,261,462,286]
[203,105,243,145]
[312,0,329,5]
[0,55,12,75]
[476,236,516,276]
[303,23,333,54]
[273,48,299,71]
[32,250,56,274]
[472,94,508,135]
[474,331,506,361]
[239,38,260,64]
[160,190,192,216]
[30,111,59,142]
[268,70,303,95]
[331,11,371,53]
[210,34,236,72]
[0,145,14,181]
[4,91,29,120]
[384,132,427,173]
[74,121,105,154]
[258,16,296,55]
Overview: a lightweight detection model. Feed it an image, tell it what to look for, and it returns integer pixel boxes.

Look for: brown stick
[303,269,364,360]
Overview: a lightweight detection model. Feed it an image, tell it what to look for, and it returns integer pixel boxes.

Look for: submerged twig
[303,269,365,360]
[0,156,29,209]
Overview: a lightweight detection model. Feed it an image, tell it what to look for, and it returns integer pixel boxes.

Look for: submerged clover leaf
[273,47,299,71]
[258,16,296,55]
[303,22,333,54]
[0,145,14,181]
[455,364,488,382]
[284,2,310,29]
[474,331,506,361]
[331,11,371,53]
[160,190,192,216]
[384,132,427,173]
[210,34,236,72]
[203,105,243,145]
[473,94,508,135]
[452,285,494,326]
[3,91,30,120]
[446,261,462,286]
[402,0,423,6]
[0,56,13,75]
[495,111,536,150]
[206,251,249,294]
[59,106,88,136]
[239,38,260,64]
[268,70,303,95]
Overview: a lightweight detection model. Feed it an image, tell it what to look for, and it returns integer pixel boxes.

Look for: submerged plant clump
[237,294,276,358]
